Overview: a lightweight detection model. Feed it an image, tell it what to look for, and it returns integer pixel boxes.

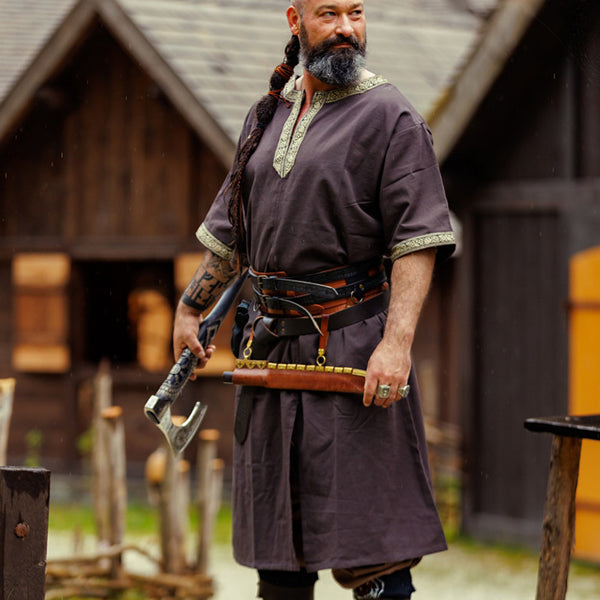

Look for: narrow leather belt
[261,289,390,337]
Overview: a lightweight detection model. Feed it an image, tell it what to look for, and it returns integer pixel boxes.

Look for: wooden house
[431,0,600,559]
[0,0,485,477]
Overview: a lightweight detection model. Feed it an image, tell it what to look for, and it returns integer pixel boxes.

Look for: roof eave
[428,0,548,165]
[0,0,97,146]
[0,0,236,167]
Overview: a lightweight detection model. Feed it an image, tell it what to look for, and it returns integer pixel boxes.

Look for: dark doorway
[73,260,174,367]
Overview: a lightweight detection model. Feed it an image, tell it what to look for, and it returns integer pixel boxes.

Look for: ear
[286,5,301,36]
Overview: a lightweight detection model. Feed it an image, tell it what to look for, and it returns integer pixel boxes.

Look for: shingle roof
[0,0,496,147]
[0,0,77,101]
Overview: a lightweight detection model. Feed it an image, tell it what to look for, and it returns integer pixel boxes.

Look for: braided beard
[299,27,367,86]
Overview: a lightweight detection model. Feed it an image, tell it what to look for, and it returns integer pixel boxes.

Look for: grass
[48,499,234,545]
[49,499,600,580]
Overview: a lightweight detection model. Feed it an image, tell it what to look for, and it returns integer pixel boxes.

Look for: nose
[336,14,354,37]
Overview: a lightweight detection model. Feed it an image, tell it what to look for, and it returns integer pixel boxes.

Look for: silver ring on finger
[376,384,392,399]
[398,384,411,399]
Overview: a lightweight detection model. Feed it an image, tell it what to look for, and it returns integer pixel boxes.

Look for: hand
[173,303,215,380]
[363,339,411,408]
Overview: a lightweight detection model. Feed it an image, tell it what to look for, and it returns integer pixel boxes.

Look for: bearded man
[173,1,455,598]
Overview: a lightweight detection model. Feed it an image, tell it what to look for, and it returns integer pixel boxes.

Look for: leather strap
[234,385,255,445]
[250,258,387,308]
[254,268,387,310]
[262,289,389,337]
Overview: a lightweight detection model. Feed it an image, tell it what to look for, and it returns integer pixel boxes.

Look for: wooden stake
[0,379,15,466]
[92,361,113,549]
[196,429,221,573]
[100,405,127,579]
[0,467,50,599]
[157,415,190,574]
[535,434,582,600]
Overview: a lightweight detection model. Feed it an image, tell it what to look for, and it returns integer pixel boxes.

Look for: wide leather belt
[250,258,387,315]
[261,289,390,337]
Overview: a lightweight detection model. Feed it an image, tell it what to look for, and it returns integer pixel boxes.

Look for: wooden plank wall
[466,206,568,543]
[0,24,232,473]
[0,25,227,250]
[443,0,600,544]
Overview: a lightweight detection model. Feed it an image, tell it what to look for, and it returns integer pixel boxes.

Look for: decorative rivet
[14,522,30,538]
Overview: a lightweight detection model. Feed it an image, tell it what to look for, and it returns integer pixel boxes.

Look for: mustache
[318,33,365,54]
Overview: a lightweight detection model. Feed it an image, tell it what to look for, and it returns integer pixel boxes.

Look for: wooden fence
[45,363,223,599]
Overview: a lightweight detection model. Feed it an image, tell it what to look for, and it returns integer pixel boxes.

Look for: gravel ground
[47,532,600,599]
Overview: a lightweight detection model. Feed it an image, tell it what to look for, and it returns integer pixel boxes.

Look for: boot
[257,579,315,600]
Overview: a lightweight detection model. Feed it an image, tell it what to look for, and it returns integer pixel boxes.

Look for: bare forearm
[382,248,436,351]
[174,250,235,365]
[180,250,236,313]
[363,248,435,407]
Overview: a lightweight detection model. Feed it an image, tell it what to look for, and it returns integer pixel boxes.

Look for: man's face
[289,1,367,86]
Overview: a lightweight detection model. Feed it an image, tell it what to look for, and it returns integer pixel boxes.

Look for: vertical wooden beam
[92,360,113,550]
[536,435,582,600]
[0,467,51,599]
[0,379,15,466]
[101,405,127,579]
[157,416,190,575]
[196,429,221,574]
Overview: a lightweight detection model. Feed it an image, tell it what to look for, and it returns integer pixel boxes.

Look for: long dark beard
[300,28,367,86]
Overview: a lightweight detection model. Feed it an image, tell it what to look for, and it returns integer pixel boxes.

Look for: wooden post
[0,467,50,599]
[92,361,113,549]
[536,434,582,600]
[154,416,190,575]
[0,379,15,466]
[100,406,127,579]
[196,429,221,573]
[199,458,224,573]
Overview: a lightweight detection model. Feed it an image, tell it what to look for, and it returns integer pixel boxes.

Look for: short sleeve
[379,121,455,263]
[196,106,258,260]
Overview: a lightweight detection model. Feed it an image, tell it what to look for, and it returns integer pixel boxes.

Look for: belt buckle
[350,283,366,303]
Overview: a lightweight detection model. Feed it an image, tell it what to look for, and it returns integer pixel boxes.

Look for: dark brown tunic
[198,75,455,572]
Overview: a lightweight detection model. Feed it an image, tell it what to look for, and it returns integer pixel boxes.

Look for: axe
[144,272,248,454]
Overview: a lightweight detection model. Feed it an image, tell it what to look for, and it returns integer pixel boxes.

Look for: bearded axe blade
[144,272,248,454]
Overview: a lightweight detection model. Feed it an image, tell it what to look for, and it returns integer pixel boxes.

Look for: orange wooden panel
[574,504,600,563]
[12,344,70,373]
[569,245,600,561]
[12,253,70,288]
[15,293,68,342]
[174,253,205,293]
[12,253,71,373]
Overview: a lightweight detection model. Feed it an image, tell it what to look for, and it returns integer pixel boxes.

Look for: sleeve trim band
[196,223,234,261]
[391,232,456,261]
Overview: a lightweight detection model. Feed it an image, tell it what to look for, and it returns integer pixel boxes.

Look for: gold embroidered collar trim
[281,75,388,104]
[273,75,388,178]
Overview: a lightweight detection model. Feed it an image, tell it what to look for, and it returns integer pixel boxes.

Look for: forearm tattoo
[181,251,236,312]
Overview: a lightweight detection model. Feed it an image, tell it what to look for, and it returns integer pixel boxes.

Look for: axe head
[145,395,207,455]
